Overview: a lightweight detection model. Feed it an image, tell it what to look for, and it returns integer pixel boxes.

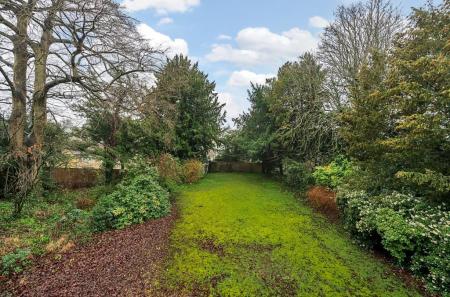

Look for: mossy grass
[157,173,421,296]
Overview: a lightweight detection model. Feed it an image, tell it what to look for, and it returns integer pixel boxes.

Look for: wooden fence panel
[51,168,121,189]
[209,161,262,173]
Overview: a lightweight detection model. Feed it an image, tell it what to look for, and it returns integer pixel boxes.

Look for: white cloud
[217,34,232,40]
[137,23,188,57]
[218,92,243,121]
[206,27,318,66]
[228,70,273,87]
[122,0,200,13]
[206,44,261,66]
[158,17,173,26]
[309,16,329,28]
[337,0,359,5]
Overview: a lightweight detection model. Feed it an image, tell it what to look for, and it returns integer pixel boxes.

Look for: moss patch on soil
[156,173,421,297]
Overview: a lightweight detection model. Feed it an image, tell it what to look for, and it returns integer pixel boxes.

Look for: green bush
[313,156,353,189]
[337,190,450,294]
[1,249,31,276]
[155,153,183,192]
[182,159,204,184]
[125,156,159,180]
[91,167,170,232]
[282,159,313,191]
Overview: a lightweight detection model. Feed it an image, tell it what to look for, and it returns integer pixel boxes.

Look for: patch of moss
[158,173,421,296]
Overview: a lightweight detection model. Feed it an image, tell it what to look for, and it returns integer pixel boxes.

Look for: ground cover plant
[0,185,111,276]
[154,173,421,296]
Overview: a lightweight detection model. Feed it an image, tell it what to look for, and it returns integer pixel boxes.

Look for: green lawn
[155,173,421,297]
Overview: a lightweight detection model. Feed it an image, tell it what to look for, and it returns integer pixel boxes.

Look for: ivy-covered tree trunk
[103,152,116,184]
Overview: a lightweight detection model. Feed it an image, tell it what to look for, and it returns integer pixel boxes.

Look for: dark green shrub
[312,156,354,189]
[182,159,204,184]
[1,249,31,276]
[91,168,170,232]
[412,240,449,295]
[282,159,313,191]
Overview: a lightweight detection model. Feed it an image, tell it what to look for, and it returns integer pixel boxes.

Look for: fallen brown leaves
[2,207,178,297]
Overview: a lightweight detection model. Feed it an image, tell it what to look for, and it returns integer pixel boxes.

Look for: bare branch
[0,64,14,91]
[0,14,18,34]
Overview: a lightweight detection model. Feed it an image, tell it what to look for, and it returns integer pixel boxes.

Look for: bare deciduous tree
[318,0,402,110]
[0,0,163,215]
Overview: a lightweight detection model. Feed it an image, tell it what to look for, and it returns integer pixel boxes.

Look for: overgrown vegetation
[1,155,206,277]
[1,249,31,276]
[0,186,112,275]
[282,159,312,191]
[154,153,183,192]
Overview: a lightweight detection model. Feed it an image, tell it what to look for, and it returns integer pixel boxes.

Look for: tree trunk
[8,10,31,216]
[32,58,48,150]
[32,11,53,151]
[9,12,29,155]
[27,10,55,200]
[29,51,48,199]
[104,148,115,184]
[103,108,120,184]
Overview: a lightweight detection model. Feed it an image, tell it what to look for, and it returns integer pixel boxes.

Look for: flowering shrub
[182,160,204,184]
[313,156,353,189]
[337,190,450,294]
[91,166,170,231]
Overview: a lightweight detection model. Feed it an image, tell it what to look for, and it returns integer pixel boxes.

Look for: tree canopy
[152,55,226,160]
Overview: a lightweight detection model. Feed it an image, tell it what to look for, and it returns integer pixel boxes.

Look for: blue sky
[121,0,427,124]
